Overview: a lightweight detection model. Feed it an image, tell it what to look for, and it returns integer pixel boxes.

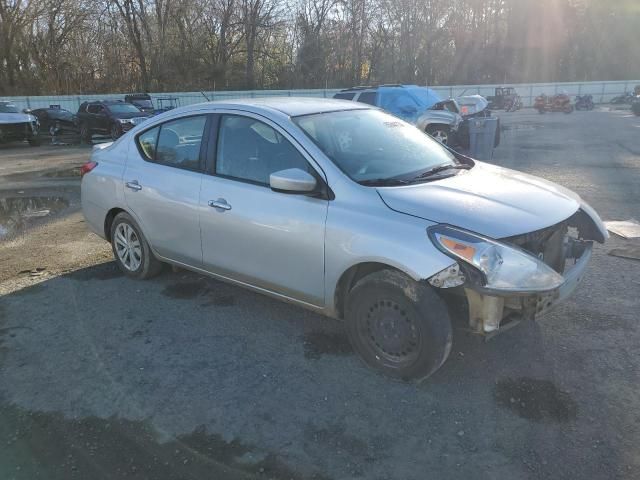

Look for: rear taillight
[80,161,98,177]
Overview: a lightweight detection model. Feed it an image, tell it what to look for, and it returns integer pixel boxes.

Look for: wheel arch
[104,207,127,241]
[334,262,415,320]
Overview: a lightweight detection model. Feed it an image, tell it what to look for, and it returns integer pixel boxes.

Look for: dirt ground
[0,106,639,480]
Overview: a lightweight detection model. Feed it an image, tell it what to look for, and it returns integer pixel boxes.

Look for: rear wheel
[426,125,450,145]
[564,104,574,114]
[110,212,162,279]
[27,136,41,146]
[345,269,452,381]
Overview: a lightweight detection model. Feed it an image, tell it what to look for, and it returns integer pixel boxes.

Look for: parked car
[81,98,607,381]
[487,87,522,111]
[632,96,640,116]
[77,100,151,142]
[0,101,40,146]
[124,93,155,113]
[31,106,80,137]
[431,95,500,148]
[334,85,462,145]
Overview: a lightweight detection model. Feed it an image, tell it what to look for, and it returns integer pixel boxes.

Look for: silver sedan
[81,98,607,380]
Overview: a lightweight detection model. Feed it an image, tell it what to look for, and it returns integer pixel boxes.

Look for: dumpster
[468,117,498,160]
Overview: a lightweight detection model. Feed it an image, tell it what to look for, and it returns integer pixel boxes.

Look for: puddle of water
[0,402,321,479]
[303,331,353,359]
[0,196,69,240]
[494,377,577,423]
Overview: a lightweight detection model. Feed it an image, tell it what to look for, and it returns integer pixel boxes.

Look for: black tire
[110,212,163,279]
[28,136,41,146]
[494,117,501,147]
[345,269,452,381]
[564,105,574,114]
[80,123,91,144]
[426,125,450,145]
[110,123,121,140]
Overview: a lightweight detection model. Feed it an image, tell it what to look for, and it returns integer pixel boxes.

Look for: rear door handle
[208,199,232,211]
[126,181,142,191]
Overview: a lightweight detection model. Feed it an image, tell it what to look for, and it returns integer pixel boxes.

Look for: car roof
[175,97,370,117]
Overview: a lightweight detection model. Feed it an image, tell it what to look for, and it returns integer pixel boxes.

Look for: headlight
[117,119,132,124]
[428,225,564,293]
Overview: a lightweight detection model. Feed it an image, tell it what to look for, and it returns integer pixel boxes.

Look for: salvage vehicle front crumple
[374,161,607,333]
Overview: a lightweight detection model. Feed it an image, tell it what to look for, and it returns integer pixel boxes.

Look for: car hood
[419,110,459,123]
[0,113,36,124]
[377,161,581,238]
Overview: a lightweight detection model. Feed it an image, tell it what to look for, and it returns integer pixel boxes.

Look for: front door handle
[208,199,232,211]
[126,180,142,191]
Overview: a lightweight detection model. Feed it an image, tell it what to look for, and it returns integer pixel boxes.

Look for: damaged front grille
[503,221,568,273]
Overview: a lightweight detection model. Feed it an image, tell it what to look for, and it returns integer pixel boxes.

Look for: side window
[87,104,102,114]
[136,115,207,171]
[334,92,355,101]
[137,126,160,160]
[357,92,377,106]
[216,115,310,185]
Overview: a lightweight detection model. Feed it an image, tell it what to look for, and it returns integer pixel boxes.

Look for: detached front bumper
[463,242,592,334]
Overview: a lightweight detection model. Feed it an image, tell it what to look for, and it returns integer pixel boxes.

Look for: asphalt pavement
[0,107,639,480]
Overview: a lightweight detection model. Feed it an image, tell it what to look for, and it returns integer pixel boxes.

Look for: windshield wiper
[358,178,410,187]
[412,163,471,180]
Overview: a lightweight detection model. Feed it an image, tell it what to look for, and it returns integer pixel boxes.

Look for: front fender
[323,200,455,316]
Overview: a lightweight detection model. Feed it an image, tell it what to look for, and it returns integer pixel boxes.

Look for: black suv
[77,100,151,142]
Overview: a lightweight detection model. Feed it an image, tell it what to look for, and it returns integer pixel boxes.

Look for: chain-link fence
[2,80,638,112]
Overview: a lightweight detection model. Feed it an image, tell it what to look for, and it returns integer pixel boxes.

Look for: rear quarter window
[356,92,377,106]
[334,92,356,101]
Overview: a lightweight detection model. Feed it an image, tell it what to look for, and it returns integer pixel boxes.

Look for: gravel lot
[0,107,639,480]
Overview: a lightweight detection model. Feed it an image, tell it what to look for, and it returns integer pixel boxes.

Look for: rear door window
[136,115,208,171]
[334,92,356,101]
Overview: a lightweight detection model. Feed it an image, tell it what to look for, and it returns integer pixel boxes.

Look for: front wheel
[110,123,121,140]
[426,125,450,145]
[110,212,163,279]
[346,269,452,381]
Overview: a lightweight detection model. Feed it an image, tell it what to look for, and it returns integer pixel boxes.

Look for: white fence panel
[1,81,637,112]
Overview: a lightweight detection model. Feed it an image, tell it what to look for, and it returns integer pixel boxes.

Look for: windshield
[0,103,20,113]
[406,87,442,108]
[132,99,153,109]
[294,109,457,184]
[108,103,142,114]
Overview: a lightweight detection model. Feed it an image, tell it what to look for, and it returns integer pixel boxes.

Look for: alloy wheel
[114,223,142,271]
[431,130,448,144]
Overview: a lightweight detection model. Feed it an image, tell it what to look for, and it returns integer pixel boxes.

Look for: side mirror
[270,168,317,194]
[22,108,32,114]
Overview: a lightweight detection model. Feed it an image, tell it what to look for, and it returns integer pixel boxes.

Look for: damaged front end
[427,206,606,335]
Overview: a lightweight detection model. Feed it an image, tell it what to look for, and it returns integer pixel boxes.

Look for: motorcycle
[575,94,594,111]
[610,92,634,105]
[534,93,574,114]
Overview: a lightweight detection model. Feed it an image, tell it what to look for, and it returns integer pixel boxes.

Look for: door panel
[199,113,327,306]
[123,115,209,266]
[199,177,327,305]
